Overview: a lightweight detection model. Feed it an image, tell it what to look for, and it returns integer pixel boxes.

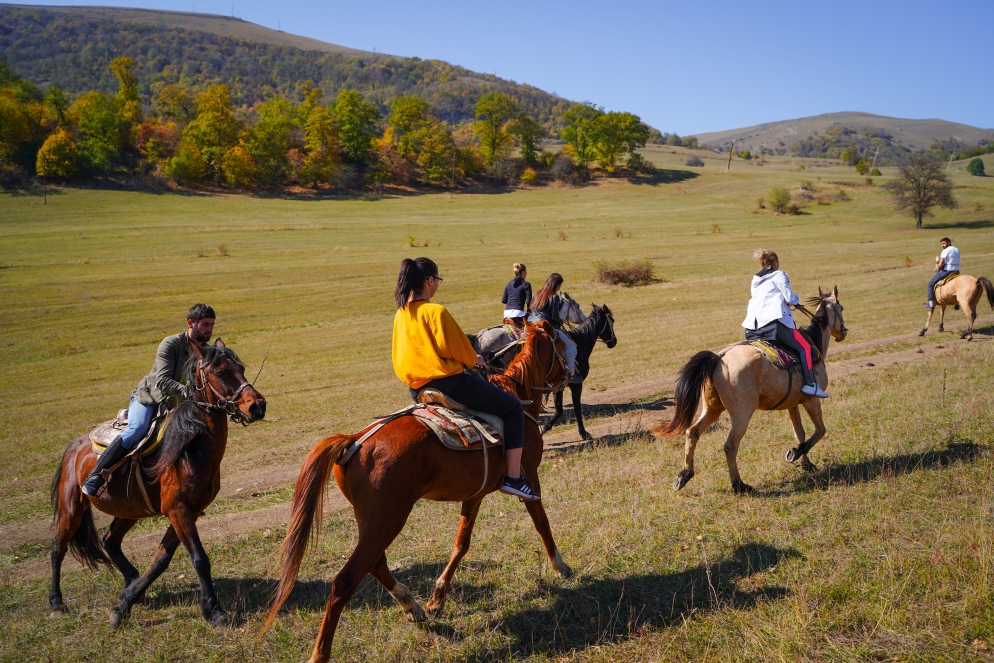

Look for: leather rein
[192,360,253,426]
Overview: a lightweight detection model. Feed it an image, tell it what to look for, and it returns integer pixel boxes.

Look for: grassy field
[1,149,993,661]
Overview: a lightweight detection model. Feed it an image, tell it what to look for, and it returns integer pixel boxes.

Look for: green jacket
[132,332,206,406]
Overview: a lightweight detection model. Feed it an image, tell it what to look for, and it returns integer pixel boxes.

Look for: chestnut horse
[49,341,266,627]
[264,321,570,663]
[919,273,994,340]
[656,288,847,494]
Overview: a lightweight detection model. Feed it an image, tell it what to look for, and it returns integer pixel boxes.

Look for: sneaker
[499,476,541,501]
[923,302,934,310]
[801,383,829,399]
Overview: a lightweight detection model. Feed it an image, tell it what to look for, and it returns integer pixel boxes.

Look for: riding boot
[81,436,129,496]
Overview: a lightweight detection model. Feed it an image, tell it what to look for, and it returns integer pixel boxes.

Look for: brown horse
[919,273,994,340]
[655,288,847,494]
[49,341,266,627]
[264,321,571,663]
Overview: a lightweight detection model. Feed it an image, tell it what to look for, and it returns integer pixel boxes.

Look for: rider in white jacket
[742,249,828,398]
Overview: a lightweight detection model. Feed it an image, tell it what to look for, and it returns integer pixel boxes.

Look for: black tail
[653,350,721,437]
[978,277,994,312]
[51,442,111,570]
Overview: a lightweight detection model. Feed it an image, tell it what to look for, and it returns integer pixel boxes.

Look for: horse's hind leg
[102,518,141,599]
[110,525,180,628]
[723,411,754,494]
[938,306,946,332]
[369,553,426,624]
[426,497,484,614]
[786,407,816,472]
[541,390,565,434]
[675,397,724,491]
[961,299,976,340]
[570,382,593,441]
[920,308,934,336]
[50,483,85,616]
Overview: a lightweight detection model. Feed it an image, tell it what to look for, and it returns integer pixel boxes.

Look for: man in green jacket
[81,304,216,496]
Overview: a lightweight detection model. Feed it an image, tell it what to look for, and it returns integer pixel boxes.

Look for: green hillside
[0,4,571,130]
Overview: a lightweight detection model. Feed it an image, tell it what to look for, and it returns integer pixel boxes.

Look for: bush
[221,145,257,187]
[768,185,792,213]
[871,168,882,176]
[490,158,519,183]
[626,152,654,173]
[332,163,365,190]
[595,260,656,287]
[685,156,704,167]
[519,167,537,183]
[967,158,985,176]
[551,154,575,182]
[163,141,205,183]
[35,128,79,178]
[738,150,752,160]
[854,159,869,175]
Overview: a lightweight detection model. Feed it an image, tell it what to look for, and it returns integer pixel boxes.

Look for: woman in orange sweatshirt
[392,257,538,501]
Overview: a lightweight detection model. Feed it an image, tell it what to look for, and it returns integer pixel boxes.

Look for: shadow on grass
[540,396,672,431]
[778,440,983,495]
[927,218,994,230]
[492,542,796,657]
[628,169,700,186]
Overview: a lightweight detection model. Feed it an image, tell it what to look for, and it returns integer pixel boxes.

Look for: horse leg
[110,525,181,629]
[675,399,724,491]
[426,497,484,614]
[797,398,827,467]
[49,485,85,617]
[311,514,411,663]
[169,507,227,626]
[961,299,975,340]
[570,383,592,441]
[786,407,816,472]
[368,553,426,624]
[523,485,572,578]
[938,305,946,332]
[102,517,141,598]
[541,390,565,434]
[920,307,934,336]
[723,412,754,494]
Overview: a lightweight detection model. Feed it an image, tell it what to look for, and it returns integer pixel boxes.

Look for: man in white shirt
[925,237,960,310]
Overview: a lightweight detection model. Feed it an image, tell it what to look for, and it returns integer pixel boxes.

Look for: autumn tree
[43,85,71,126]
[591,111,650,172]
[884,155,957,228]
[109,56,142,126]
[474,92,518,167]
[509,115,544,165]
[334,89,379,164]
[70,91,124,174]
[247,97,298,185]
[183,84,241,183]
[389,96,431,158]
[154,84,196,122]
[300,105,339,185]
[0,57,44,171]
[415,120,456,184]
[35,127,79,178]
[562,102,604,168]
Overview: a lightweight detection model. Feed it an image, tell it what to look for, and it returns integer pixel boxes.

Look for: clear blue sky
[16,0,994,134]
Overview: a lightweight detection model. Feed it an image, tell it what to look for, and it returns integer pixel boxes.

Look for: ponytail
[394,257,439,308]
[513,263,526,276]
[753,249,779,269]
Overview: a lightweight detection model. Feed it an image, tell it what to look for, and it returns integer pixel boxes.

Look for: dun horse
[656,288,847,494]
[542,304,618,440]
[49,342,266,627]
[919,273,994,340]
[264,321,570,663]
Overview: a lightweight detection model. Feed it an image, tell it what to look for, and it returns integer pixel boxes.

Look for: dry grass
[594,260,657,287]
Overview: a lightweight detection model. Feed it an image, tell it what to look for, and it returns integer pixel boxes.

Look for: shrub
[551,154,575,182]
[556,230,567,241]
[797,164,805,171]
[520,167,537,183]
[967,158,985,176]
[710,224,720,234]
[595,260,656,287]
[35,128,79,178]
[871,168,882,176]
[221,144,257,187]
[738,150,752,160]
[768,185,792,213]
[854,159,869,175]
[627,152,654,173]
[163,141,206,183]
[685,156,704,167]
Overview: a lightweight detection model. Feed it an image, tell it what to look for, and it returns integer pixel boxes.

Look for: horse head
[592,304,618,348]
[498,321,568,397]
[560,292,587,325]
[187,342,267,424]
[810,286,847,342]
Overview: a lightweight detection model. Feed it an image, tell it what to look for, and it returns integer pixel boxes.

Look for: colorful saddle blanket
[413,405,504,452]
[89,405,169,457]
[750,334,822,371]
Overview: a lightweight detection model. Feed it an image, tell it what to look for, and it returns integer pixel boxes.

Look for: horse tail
[653,350,721,437]
[263,433,355,632]
[52,440,111,569]
[978,277,994,312]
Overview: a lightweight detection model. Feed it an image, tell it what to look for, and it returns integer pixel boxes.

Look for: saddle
[750,335,822,371]
[89,404,169,458]
[414,390,504,451]
[936,272,960,288]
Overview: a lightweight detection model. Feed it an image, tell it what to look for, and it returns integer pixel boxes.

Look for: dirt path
[4,321,991,580]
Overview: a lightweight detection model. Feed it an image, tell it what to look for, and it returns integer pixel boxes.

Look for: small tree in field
[768,185,791,213]
[474,92,518,167]
[884,155,957,228]
[967,158,985,176]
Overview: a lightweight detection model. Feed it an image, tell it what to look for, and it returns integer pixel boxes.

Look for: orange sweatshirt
[392,301,478,389]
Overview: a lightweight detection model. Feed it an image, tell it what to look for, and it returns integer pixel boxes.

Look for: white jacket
[742,269,799,330]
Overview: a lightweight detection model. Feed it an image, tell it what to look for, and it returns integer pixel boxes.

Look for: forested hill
[0,4,572,130]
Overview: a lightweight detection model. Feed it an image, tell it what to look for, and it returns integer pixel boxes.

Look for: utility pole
[869,147,879,172]
[449,151,456,199]
[43,175,46,204]
[946,153,954,172]
[725,142,734,173]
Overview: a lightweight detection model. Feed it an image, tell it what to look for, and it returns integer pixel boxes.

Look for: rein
[192,360,253,426]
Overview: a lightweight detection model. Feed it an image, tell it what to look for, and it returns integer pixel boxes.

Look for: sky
[13,0,994,135]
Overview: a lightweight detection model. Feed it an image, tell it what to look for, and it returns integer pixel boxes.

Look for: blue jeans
[927,270,955,303]
[120,397,157,450]
[410,371,524,450]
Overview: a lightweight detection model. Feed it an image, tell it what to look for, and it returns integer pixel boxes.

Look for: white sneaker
[801,383,829,399]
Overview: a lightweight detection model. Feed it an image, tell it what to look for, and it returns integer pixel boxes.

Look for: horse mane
[150,345,241,477]
[565,306,601,349]
[490,323,549,398]
[800,294,830,339]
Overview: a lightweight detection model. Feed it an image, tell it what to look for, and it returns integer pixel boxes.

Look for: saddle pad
[750,337,822,371]
[412,405,503,452]
[89,409,167,457]
[936,272,960,288]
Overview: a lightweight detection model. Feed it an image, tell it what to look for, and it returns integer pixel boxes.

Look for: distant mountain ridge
[695,112,994,157]
[0,4,572,129]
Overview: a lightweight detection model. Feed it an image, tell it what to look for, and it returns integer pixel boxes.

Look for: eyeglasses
[432,275,444,282]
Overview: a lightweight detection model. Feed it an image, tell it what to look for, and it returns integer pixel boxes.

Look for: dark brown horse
[49,341,266,627]
[264,321,571,663]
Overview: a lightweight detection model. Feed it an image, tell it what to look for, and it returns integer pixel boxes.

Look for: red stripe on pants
[792,329,813,371]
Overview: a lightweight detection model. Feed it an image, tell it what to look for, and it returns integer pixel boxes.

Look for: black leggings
[774,322,816,385]
[411,371,524,450]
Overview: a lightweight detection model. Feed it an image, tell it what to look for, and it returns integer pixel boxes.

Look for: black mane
[564,306,607,381]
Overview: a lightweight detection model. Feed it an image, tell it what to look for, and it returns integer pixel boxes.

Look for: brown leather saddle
[89,404,170,457]
[414,389,503,451]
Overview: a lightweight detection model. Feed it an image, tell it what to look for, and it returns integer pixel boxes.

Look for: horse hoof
[800,457,818,473]
[938,326,944,332]
[210,609,230,628]
[424,591,445,615]
[109,608,125,629]
[580,432,594,441]
[785,448,799,463]
[918,330,926,337]
[733,481,754,495]
[556,562,573,579]
[407,603,428,625]
[49,608,66,618]
[673,470,694,491]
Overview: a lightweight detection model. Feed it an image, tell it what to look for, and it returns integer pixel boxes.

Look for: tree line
[1,56,654,189]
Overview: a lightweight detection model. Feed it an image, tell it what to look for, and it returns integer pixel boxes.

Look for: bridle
[596,309,617,346]
[192,358,254,426]
[511,328,569,394]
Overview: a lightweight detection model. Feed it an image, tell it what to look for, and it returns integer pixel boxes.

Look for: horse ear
[818,286,824,298]
[832,285,839,300]
[214,337,226,349]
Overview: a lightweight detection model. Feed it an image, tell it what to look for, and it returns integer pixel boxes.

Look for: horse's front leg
[920,307,934,336]
[111,525,181,628]
[426,497,484,614]
[785,406,816,472]
[541,389,565,433]
[796,397,827,468]
[938,305,946,332]
[523,491,572,578]
[170,507,227,626]
[570,382,593,441]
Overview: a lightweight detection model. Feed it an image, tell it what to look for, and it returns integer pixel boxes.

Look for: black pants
[411,371,524,450]
[746,320,816,385]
